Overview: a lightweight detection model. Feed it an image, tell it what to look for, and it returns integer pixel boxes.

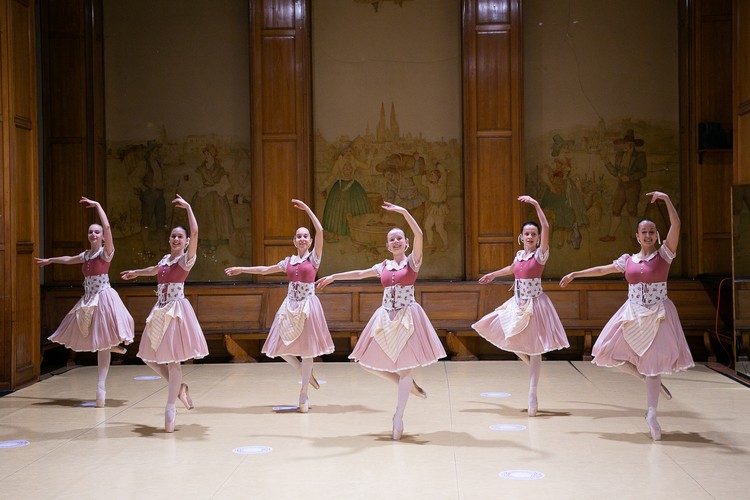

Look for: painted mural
[106,133,252,281]
[103,0,250,282]
[313,0,463,279]
[523,0,681,277]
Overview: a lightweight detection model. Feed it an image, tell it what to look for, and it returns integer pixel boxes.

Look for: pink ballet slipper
[178,383,194,410]
[411,380,427,399]
[528,394,538,417]
[95,387,106,408]
[645,408,661,441]
[165,406,176,433]
[392,415,404,441]
[298,394,309,413]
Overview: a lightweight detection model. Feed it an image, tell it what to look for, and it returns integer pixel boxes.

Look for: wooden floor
[1,361,748,499]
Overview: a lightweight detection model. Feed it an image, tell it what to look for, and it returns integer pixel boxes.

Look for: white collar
[290,252,311,265]
[385,256,409,271]
[516,249,536,261]
[631,250,658,263]
[84,247,104,261]
[159,253,184,267]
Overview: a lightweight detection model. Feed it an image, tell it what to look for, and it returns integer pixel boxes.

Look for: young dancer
[316,202,446,440]
[472,196,569,416]
[560,191,694,440]
[225,199,334,413]
[121,195,208,432]
[35,197,134,408]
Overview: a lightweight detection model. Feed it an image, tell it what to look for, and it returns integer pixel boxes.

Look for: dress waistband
[514,278,542,300]
[287,281,315,301]
[83,274,111,302]
[382,284,415,312]
[156,282,184,307]
[628,281,668,306]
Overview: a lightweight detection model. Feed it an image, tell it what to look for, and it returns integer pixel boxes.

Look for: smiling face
[169,227,189,254]
[520,224,540,249]
[636,220,658,251]
[88,224,104,247]
[293,227,312,254]
[386,228,408,255]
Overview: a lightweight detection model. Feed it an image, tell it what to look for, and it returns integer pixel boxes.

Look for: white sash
[370,307,414,362]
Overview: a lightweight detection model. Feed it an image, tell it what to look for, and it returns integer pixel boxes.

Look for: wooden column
[0,0,40,389]
[39,0,106,284]
[462,0,522,279]
[734,0,750,185]
[250,0,312,278]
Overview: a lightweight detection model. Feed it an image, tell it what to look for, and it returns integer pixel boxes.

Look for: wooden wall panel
[735,0,750,184]
[463,0,521,279]
[688,0,732,276]
[40,0,105,285]
[251,0,311,282]
[1,0,40,389]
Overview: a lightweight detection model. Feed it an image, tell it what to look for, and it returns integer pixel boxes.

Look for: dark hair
[636,218,656,230]
[172,225,191,238]
[520,221,541,234]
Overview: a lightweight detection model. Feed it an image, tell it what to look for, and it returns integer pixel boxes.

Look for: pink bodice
[280,254,319,284]
[82,254,111,277]
[157,254,192,284]
[513,249,546,279]
[377,259,418,288]
[620,246,672,284]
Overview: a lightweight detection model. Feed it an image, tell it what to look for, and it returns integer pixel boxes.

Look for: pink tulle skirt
[48,288,134,352]
[262,296,335,358]
[137,299,209,364]
[592,298,694,376]
[349,303,447,372]
[472,293,569,355]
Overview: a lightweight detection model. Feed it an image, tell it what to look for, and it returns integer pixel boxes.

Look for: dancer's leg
[392,370,413,440]
[164,363,182,433]
[361,366,427,399]
[645,375,662,441]
[145,361,170,380]
[528,355,541,416]
[95,350,111,407]
[617,362,671,399]
[298,357,313,413]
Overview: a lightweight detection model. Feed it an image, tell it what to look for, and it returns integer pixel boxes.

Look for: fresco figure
[422,162,449,252]
[541,135,588,249]
[599,130,648,243]
[192,143,234,251]
[320,147,373,242]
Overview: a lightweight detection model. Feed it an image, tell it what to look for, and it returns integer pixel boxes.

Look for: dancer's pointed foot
[392,415,404,441]
[411,380,427,399]
[660,382,672,400]
[165,406,176,433]
[528,394,538,417]
[110,345,127,355]
[309,372,320,390]
[517,353,530,365]
[298,394,309,413]
[95,388,106,408]
[178,383,194,410]
[645,407,661,441]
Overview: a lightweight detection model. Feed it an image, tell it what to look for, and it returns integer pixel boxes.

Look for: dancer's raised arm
[293,198,324,260]
[519,195,550,254]
[382,202,423,264]
[646,191,680,253]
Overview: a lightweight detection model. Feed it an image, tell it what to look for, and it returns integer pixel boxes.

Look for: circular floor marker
[233,446,273,455]
[480,392,511,398]
[272,405,298,411]
[133,375,161,381]
[298,380,326,385]
[76,401,97,408]
[0,440,30,449]
[489,424,527,431]
[499,470,545,480]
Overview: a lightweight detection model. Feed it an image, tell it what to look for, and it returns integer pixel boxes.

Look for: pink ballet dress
[262,252,335,359]
[349,254,447,371]
[591,245,694,375]
[48,248,134,352]
[471,248,569,355]
[137,253,209,364]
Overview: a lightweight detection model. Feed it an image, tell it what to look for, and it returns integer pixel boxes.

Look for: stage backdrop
[312,0,464,279]
[103,0,251,282]
[523,0,681,277]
